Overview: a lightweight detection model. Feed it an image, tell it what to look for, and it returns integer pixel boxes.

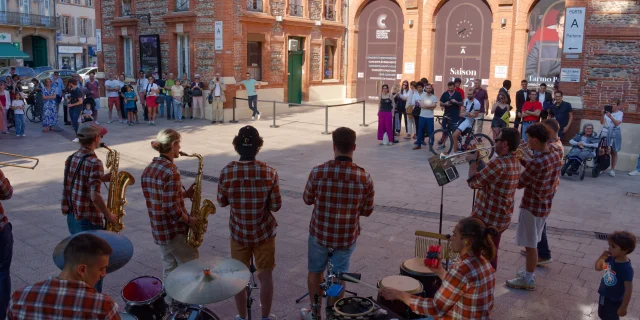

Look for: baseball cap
[194,74,201,78]
[237,125,260,147]
[77,123,107,139]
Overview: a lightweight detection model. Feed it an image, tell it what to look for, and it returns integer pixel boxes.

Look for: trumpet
[0,152,39,169]
[440,146,493,165]
[515,142,531,160]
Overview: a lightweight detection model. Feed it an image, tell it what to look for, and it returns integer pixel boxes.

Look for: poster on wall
[139,35,162,76]
[525,0,565,86]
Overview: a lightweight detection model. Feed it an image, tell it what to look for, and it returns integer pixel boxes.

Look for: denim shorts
[308,235,356,273]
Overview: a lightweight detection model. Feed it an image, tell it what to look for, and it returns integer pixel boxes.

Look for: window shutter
[71,17,76,36]
[89,19,94,37]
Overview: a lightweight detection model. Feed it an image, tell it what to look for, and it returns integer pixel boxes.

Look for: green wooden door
[32,37,48,67]
[287,51,303,104]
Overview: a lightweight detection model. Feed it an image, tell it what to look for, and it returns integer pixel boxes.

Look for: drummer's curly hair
[457,217,499,262]
[64,234,112,267]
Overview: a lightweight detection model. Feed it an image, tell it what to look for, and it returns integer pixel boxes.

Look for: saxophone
[101,143,135,233]
[179,151,216,248]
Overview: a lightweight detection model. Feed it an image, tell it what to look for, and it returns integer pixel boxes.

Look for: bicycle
[25,89,43,123]
[428,115,495,159]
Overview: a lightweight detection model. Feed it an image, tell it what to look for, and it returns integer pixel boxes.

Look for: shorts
[491,117,506,128]
[230,237,276,271]
[107,97,120,108]
[515,208,547,248]
[598,295,622,320]
[94,99,101,110]
[308,235,356,273]
[457,119,475,133]
[146,96,158,108]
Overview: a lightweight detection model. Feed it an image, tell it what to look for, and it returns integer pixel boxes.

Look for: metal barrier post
[230,97,238,123]
[321,105,331,135]
[270,101,279,128]
[359,100,368,127]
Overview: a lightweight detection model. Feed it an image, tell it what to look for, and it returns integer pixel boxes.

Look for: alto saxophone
[179,151,216,248]
[101,143,135,233]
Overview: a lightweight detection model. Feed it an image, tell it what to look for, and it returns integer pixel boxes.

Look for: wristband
[468,159,477,165]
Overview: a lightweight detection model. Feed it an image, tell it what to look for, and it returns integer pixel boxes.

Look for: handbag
[412,100,422,117]
[192,83,203,97]
[207,92,213,104]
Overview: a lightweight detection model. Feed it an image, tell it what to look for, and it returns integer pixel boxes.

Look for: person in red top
[466,127,521,270]
[217,126,282,320]
[141,128,198,303]
[0,168,14,319]
[61,123,115,293]
[520,90,543,142]
[300,127,375,320]
[506,123,562,291]
[454,78,466,100]
[380,217,497,319]
[8,234,120,319]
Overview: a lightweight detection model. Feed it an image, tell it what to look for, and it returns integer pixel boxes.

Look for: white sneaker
[94,121,99,125]
[609,170,616,177]
[16,134,20,137]
[107,120,113,124]
[234,316,246,320]
[72,138,79,142]
[506,275,536,290]
[21,134,25,137]
[300,308,315,320]
[257,113,261,120]
[252,116,255,120]
[629,170,640,176]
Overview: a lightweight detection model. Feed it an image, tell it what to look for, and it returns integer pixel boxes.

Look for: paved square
[2,105,640,319]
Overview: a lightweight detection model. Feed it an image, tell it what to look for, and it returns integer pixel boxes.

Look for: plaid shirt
[141,156,189,245]
[468,153,521,231]
[518,149,562,218]
[8,277,120,320]
[303,158,375,249]
[62,147,105,226]
[217,161,282,247]
[0,169,13,232]
[409,253,495,319]
[549,138,564,158]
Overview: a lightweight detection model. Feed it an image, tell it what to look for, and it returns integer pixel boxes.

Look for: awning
[0,43,29,59]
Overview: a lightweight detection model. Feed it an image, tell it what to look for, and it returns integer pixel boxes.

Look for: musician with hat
[0,168,14,319]
[141,128,198,304]
[8,234,119,319]
[217,125,282,320]
[61,123,117,292]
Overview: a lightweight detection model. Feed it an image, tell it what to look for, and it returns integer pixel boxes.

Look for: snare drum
[122,276,166,320]
[377,275,423,319]
[400,257,443,298]
[332,297,375,319]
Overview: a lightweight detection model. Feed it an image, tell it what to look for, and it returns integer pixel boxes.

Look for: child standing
[171,79,184,123]
[124,85,137,126]
[11,92,25,136]
[595,231,636,320]
[79,103,94,124]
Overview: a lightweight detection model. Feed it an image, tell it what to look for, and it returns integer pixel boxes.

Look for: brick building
[347,0,639,169]
[96,0,348,110]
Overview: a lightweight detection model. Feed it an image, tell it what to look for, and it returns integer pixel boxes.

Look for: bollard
[321,105,331,135]
[230,97,238,123]
[270,101,279,128]
[359,100,368,127]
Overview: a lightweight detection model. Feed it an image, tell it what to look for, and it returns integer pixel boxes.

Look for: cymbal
[52,230,134,274]
[165,256,250,305]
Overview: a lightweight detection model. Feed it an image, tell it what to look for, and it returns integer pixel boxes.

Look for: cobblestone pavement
[1,104,640,319]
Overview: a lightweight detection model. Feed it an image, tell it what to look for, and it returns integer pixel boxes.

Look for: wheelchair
[561,154,594,181]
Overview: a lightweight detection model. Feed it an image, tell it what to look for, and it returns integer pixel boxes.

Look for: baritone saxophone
[101,143,135,233]
[179,151,216,248]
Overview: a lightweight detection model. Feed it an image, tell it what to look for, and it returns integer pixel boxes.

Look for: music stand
[428,155,460,235]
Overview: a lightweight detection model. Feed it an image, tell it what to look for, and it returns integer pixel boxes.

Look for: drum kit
[52,231,251,320]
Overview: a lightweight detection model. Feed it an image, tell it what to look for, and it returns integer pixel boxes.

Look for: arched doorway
[356,0,404,102]
[433,0,492,94]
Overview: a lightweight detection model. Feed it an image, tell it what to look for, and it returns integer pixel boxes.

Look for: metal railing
[246,0,263,12]
[0,11,57,29]
[289,4,303,17]
[324,9,335,20]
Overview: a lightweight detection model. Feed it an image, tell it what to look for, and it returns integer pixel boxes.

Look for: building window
[87,0,93,7]
[121,0,132,16]
[62,16,70,35]
[124,38,134,77]
[175,0,189,11]
[324,0,335,20]
[246,0,262,12]
[289,0,303,17]
[80,18,88,36]
[177,35,190,79]
[324,39,336,79]
[247,42,262,81]
[74,0,80,4]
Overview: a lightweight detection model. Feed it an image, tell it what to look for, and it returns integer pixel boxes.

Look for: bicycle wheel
[26,105,37,123]
[429,129,453,156]
[472,133,495,159]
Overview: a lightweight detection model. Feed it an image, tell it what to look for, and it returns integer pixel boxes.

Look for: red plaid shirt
[409,253,495,319]
[468,153,521,231]
[303,158,375,249]
[8,277,120,320]
[0,169,13,232]
[141,156,189,245]
[62,147,105,226]
[217,160,282,247]
[518,149,562,218]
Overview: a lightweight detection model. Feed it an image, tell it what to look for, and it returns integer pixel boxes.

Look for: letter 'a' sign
[215,21,223,50]
[563,7,586,54]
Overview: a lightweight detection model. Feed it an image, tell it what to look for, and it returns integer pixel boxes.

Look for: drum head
[119,312,138,319]
[122,276,164,304]
[333,297,374,318]
[378,275,423,295]
[402,257,435,275]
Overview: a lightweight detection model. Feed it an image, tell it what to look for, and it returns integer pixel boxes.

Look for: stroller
[561,135,610,180]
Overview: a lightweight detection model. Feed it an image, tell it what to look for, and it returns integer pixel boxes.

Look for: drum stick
[341,274,379,291]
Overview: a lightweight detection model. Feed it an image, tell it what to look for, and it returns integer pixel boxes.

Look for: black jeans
[598,296,622,320]
[0,223,13,320]
[395,111,408,133]
[537,224,551,259]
